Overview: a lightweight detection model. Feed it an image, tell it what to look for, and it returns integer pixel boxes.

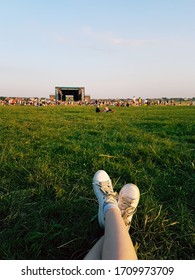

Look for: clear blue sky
[0,0,194,99]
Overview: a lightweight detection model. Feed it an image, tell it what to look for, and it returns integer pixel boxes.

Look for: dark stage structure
[55,87,85,102]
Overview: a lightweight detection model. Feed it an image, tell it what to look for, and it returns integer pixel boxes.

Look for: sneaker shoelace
[98,181,118,200]
[120,197,137,226]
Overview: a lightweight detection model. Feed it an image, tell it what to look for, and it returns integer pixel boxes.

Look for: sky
[0,0,195,99]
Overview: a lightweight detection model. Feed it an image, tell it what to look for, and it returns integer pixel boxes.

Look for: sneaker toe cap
[93,170,110,182]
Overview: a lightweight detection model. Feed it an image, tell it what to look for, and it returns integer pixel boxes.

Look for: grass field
[0,105,195,260]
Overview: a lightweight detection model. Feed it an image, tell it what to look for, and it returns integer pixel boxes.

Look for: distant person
[84,170,140,260]
[132,96,136,106]
[96,106,101,113]
[103,106,114,113]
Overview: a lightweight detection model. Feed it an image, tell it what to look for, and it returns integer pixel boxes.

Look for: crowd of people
[0,96,194,107]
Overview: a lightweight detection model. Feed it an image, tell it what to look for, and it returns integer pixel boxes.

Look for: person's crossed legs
[84,170,140,260]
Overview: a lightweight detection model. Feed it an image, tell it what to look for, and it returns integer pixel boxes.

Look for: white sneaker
[118,183,140,228]
[93,170,118,228]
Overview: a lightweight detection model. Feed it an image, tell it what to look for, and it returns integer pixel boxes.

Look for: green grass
[0,105,195,260]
